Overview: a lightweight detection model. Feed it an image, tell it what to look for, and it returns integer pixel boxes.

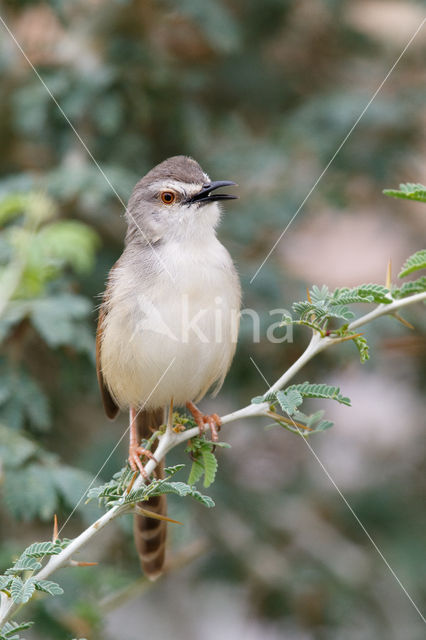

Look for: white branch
[0,289,425,625]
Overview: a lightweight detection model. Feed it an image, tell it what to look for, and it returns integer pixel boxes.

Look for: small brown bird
[96,156,241,578]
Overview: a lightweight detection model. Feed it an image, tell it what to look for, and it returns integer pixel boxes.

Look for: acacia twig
[0,289,425,625]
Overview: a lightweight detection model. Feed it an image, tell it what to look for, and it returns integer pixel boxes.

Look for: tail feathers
[133,408,166,579]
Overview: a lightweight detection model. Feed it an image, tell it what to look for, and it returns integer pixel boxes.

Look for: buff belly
[100,268,239,410]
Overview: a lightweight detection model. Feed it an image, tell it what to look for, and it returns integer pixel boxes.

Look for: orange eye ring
[161,191,176,205]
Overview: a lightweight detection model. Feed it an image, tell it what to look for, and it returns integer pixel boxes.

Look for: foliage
[252,382,351,434]
[282,263,426,361]
[1,187,425,632]
[185,437,231,488]
[87,462,215,510]
[0,0,425,636]
[0,189,99,437]
[392,276,426,299]
[0,425,100,523]
[383,182,426,203]
[0,620,33,640]
[0,538,69,610]
[398,250,426,278]
[283,282,393,338]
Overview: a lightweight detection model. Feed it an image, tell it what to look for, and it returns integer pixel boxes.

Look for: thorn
[52,514,58,542]
[134,505,183,525]
[306,287,312,303]
[393,312,414,330]
[266,411,312,431]
[333,332,364,343]
[385,258,392,288]
[125,471,139,495]
[70,560,98,567]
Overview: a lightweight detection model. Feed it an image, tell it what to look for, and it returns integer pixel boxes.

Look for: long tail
[133,408,166,580]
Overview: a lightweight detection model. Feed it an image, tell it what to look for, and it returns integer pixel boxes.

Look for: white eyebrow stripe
[149,180,204,194]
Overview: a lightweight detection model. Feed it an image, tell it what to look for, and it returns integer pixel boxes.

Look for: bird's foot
[128,445,157,478]
[186,401,221,442]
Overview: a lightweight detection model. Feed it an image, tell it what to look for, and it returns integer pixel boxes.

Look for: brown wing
[96,304,119,419]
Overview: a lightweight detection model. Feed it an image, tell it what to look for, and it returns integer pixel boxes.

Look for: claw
[186,402,222,442]
[128,445,156,478]
[204,413,221,442]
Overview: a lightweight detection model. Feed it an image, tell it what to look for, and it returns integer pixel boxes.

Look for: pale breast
[100,238,240,410]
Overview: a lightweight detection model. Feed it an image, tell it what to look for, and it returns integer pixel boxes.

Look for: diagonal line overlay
[0,14,174,281]
[58,357,176,536]
[250,17,426,284]
[249,356,426,624]
[0,14,180,535]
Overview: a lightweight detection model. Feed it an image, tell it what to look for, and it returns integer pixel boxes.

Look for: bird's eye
[161,191,176,205]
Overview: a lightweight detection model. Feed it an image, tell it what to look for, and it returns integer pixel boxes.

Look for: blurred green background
[0,1,425,638]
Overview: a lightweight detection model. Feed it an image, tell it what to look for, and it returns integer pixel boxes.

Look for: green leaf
[164,464,186,478]
[392,276,426,298]
[147,481,215,507]
[23,541,62,558]
[0,621,33,640]
[6,555,42,574]
[0,193,28,225]
[383,183,426,203]
[0,575,12,591]
[29,294,94,354]
[398,250,426,278]
[213,441,231,449]
[352,334,370,363]
[326,304,354,321]
[312,419,334,432]
[10,576,36,603]
[331,287,374,305]
[292,282,393,332]
[4,464,57,521]
[33,579,64,596]
[35,220,99,274]
[294,410,334,433]
[309,285,330,305]
[0,425,39,468]
[0,368,51,431]
[187,458,204,486]
[201,450,218,488]
[354,284,391,304]
[288,382,351,406]
[275,388,303,415]
[292,300,328,322]
[123,488,148,504]
[271,409,334,435]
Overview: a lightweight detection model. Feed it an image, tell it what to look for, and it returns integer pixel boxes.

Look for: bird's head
[125,155,237,244]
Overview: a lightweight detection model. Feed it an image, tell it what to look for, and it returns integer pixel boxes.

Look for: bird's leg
[128,407,157,477]
[167,397,174,431]
[185,401,221,442]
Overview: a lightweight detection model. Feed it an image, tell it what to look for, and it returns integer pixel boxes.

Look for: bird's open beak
[187,180,238,205]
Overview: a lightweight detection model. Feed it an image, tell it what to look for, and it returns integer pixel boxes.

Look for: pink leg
[186,401,221,442]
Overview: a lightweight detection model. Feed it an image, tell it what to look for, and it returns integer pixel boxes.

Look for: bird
[96,155,241,579]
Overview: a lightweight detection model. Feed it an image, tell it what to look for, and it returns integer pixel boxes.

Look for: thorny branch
[0,289,425,625]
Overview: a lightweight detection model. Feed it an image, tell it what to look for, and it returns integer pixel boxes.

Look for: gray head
[125,156,237,245]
